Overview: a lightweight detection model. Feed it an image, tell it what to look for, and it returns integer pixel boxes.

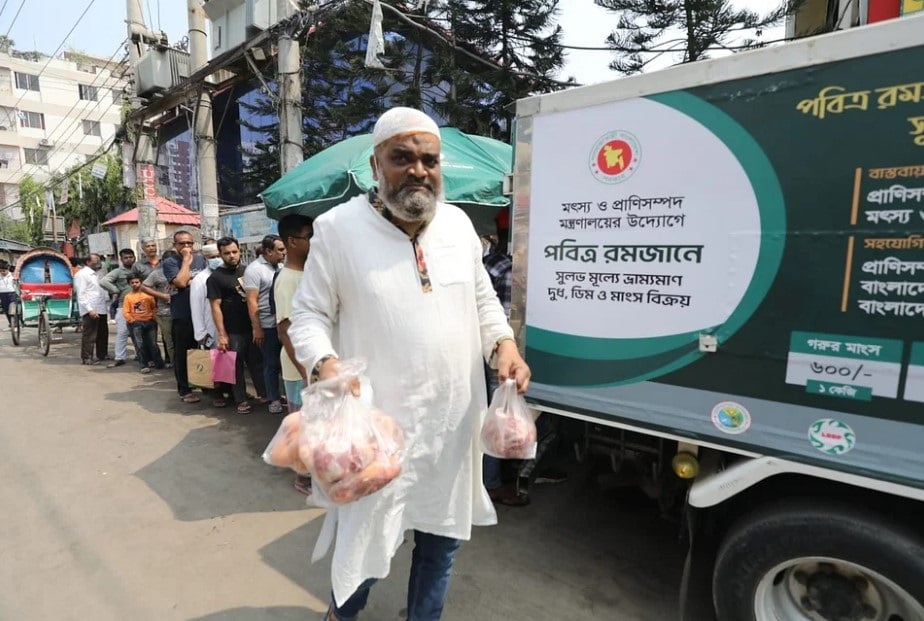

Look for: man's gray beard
[380,178,441,223]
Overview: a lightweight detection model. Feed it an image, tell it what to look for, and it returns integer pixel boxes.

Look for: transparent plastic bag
[298,359,405,504]
[262,411,309,474]
[481,378,537,459]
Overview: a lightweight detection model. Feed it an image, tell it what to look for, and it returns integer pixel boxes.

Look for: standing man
[100,248,137,368]
[163,229,207,403]
[191,244,221,349]
[0,260,14,330]
[133,237,160,280]
[290,107,530,620]
[244,234,286,414]
[74,254,110,365]
[273,214,313,495]
[207,237,265,413]
[143,250,178,368]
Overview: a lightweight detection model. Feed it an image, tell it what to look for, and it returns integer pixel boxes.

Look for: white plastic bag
[481,378,537,459]
[262,411,309,474]
[298,359,405,504]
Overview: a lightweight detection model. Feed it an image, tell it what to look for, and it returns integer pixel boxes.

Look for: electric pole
[188,0,220,239]
[277,0,304,174]
[126,0,160,245]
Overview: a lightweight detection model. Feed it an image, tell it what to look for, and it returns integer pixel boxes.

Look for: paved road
[0,329,683,620]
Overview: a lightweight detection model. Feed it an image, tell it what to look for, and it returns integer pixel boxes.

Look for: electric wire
[2,0,24,41]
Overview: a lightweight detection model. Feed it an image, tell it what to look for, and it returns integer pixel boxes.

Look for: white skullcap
[372,107,440,147]
[202,244,218,255]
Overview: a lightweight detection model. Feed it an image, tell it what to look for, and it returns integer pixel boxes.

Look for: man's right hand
[88,311,98,319]
[318,357,360,396]
[180,247,193,261]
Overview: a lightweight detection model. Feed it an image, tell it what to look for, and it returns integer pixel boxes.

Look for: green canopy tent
[260,127,512,235]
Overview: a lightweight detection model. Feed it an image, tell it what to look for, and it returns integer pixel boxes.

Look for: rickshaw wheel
[38,311,50,356]
[10,302,20,346]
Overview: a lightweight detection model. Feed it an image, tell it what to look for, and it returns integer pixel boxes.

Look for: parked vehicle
[511,14,924,621]
[9,248,78,356]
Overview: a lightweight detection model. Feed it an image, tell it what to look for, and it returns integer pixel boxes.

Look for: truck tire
[712,499,924,621]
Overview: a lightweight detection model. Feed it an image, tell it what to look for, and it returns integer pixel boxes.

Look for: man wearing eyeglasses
[162,229,207,403]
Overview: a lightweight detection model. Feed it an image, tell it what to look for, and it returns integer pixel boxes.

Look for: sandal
[180,393,201,404]
[236,402,252,414]
[488,483,530,507]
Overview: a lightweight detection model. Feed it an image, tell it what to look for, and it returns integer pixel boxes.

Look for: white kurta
[190,268,216,343]
[289,195,513,606]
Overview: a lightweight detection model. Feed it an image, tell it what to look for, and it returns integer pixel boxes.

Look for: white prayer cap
[372,107,440,147]
[202,244,219,256]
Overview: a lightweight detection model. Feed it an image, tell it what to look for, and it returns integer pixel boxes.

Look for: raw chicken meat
[300,408,404,504]
[263,412,310,474]
[481,407,537,459]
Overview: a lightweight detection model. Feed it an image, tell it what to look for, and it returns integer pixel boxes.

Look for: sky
[1,0,786,87]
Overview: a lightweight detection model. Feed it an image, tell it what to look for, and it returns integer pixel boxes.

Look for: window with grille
[82,119,101,136]
[19,110,44,129]
[14,72,40,91]
[23,148,48,166]
[79,84,98,101]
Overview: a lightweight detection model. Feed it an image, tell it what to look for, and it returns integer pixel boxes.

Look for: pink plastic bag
[210,349,237,384]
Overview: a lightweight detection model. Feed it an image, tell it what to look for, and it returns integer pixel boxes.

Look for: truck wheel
[713,500,924,621]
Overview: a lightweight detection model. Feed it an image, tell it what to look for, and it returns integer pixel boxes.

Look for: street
[0,329,684,621]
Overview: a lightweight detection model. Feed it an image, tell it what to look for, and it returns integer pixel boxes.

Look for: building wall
[0,51,128,220]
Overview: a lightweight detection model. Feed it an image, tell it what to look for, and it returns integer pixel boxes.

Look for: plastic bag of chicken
[298,359,405,505]
[481,378,537,460]
[262,411,310,474]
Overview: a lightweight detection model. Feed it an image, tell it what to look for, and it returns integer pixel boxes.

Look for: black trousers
[171,316,197,396]
[80,314,109,362]
[217,332,266,404]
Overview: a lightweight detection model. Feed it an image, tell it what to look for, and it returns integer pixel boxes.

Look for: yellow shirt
[273,266,303,381]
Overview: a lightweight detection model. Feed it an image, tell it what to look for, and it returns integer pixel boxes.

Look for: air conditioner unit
[39,138,53,148]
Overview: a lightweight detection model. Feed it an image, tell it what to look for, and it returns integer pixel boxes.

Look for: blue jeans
[130,320,163,368]
[260,326,283,402]
[331,531,462,621]
[284,378,304,412]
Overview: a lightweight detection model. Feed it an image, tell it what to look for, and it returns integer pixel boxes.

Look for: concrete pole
[189,0,220,239]
[277,0,303,174]
[126,0,158,243]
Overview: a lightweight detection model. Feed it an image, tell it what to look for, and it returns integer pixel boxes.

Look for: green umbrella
[261,127,511,234]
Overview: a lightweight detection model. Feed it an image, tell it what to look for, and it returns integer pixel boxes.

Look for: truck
[510,13,924,621]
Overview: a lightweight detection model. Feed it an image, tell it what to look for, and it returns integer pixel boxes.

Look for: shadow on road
[186,606,317,620]
[133,422,309,521]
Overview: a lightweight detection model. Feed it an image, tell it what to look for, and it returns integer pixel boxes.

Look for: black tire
[38,311,50,356]
[713,499,924,621]
[10,302,20,345]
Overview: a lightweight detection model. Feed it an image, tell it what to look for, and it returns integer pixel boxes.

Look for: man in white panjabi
[289,107,531,621]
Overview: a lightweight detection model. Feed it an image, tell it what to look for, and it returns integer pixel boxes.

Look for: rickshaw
[9,248,79,356]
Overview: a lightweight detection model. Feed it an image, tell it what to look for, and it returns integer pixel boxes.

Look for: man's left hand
[252,326,265,346]
[496,339,531,394]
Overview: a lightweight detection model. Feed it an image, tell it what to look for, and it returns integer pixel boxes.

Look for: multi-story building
[0,50,128,219]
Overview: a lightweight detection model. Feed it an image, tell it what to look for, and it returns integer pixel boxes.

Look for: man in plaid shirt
[482,208,512,316]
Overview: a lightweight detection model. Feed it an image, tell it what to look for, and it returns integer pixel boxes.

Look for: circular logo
[589,130,641,184]
[710,401,752,435]
[808,419,856,456]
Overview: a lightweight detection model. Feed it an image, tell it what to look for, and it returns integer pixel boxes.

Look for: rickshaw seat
[19,283,73,301]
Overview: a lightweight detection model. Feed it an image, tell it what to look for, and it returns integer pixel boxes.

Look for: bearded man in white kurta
[289,107,531,621]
